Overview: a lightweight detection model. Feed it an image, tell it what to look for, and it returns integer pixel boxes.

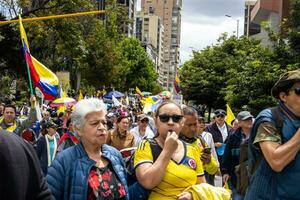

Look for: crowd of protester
[0,69,299,200]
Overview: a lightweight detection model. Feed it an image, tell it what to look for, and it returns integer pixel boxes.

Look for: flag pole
[19,15,34,96]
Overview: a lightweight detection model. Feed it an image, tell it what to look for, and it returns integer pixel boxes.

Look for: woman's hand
[164,131,178,156]
[177,191,192,200]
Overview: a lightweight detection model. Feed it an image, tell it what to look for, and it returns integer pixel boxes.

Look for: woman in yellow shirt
[134,100,206,200]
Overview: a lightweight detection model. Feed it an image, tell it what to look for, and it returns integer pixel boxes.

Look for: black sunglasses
[294,87,300,95]
[216,114,225,118]
[140,119,149,123]
[158,114,183,123]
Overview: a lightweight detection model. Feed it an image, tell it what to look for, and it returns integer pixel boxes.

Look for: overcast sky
[136,0,245,64]
[180,0,245,63]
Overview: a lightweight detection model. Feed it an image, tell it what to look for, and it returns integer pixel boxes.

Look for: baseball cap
[137,114,148,121]
[271,69,300,99]
[237,111,253,121]
[46,120,58,129]
[214,109,226,116]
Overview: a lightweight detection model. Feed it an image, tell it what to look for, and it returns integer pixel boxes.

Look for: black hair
[155,100,182,117]
[277,81,295,97]
[117,115,129,123]
[58,112,64,118]
[4,104,16,113]
[66,118,72,127]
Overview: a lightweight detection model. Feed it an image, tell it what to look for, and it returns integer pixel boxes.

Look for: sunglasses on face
[216,114,225,118]
[158,114,183,123]
[140,119,149,123]
[294,87,300,95]
[214,111,226,116]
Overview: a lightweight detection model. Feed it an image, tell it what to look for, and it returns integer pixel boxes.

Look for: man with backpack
[246,69,300,199]
[222,111,254,200]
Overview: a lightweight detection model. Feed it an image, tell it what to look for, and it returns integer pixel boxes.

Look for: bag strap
[147,138,163,162]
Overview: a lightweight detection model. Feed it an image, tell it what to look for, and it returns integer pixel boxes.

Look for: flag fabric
[19,16,59,100]
[135,86,144,97]
[112,95,121,107]
[226,104,235,125]
[78,90,84,101]
[174,74,181,94]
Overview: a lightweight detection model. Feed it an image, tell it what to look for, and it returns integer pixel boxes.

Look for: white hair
[71,98,107,129]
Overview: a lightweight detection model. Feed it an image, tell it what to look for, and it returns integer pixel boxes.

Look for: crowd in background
[0,69,300,200]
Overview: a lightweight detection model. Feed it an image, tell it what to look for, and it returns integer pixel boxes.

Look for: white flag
[112,95,121,107]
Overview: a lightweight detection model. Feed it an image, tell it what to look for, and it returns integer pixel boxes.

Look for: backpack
[121,138,162,186]
[235,107,284,195]
[234,138,249,195]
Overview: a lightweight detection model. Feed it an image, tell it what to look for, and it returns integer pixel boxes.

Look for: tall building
[244,0,260,37]
[136,11,164,73]
[141,0,182,91]
[117,0,137,36]
[245,0,289,47]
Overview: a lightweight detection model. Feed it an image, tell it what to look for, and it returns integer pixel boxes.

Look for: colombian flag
[174,74,181,94]
[19,16,59,100]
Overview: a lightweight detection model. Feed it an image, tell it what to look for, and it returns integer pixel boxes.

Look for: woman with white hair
[46,98,129,200]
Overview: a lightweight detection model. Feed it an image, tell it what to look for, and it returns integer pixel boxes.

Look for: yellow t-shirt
[134,140,204,200]
[192,139,219,175]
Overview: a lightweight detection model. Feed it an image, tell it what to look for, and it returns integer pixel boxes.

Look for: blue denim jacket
[46,142,130,200]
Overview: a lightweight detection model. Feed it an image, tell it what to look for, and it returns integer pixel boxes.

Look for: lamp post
[225,15,239,38]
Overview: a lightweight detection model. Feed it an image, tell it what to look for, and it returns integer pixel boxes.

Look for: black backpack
[124,138,162,186]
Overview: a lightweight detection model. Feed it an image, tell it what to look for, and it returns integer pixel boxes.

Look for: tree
[115,37,161,93]
[180,34,298,116]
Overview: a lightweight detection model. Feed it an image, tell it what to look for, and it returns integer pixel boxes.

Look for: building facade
[246,0,289,47]
[141,0,182,90]
[136,11,164,74]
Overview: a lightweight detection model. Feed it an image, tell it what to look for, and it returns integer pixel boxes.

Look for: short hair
[182,106,198,116]
[4,105,16,113]
[71,98,107,130]
[155,100,182,117]
[198,116,205,124]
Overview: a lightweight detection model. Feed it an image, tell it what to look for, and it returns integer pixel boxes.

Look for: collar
[280,101,300,120]
[179,134,197,143]
[217,123,226,129]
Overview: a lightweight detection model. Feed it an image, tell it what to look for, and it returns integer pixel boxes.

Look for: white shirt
[201,131,219,166]
[130,126,155,147]
[217,123,228,142]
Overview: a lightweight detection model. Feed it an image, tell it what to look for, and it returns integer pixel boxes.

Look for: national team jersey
[134,139,204,200]
[192,138,219,175]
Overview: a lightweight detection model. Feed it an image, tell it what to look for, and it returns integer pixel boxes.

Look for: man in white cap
[130,113,154,146]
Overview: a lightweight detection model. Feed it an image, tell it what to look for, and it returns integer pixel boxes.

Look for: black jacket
[221,128,246,187]
[205,122,233,144]
[0,130,54,200]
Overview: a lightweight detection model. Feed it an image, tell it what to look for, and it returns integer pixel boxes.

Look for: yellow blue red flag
[19,16,59,100]
[174,74,181,94]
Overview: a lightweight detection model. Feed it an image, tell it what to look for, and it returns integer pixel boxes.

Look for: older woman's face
[118,118,129,132]
[78,111,108,146]
[155,103,183,140]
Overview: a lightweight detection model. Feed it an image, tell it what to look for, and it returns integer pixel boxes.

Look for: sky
[136,0,245,64]
[180,0,245,64]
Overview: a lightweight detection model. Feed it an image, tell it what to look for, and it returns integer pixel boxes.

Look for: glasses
[158,114,183,123]
[216,114,225,118]
[294,87,300,95]
[140,119,149,123]
[214,110,226,116]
